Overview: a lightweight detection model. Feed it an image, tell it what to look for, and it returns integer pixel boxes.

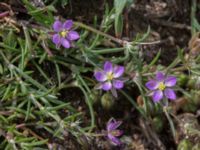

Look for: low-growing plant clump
[0,0,200,149]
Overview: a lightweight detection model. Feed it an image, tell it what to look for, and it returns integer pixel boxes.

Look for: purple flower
[94,61,125,97]
[106,118,123,146]
[52,20,79,48]
[145,72,177,102]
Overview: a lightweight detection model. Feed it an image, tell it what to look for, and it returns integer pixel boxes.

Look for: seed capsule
[101,93,114,109]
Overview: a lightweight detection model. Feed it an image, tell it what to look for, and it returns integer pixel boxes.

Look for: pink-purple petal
[107,119,113,131]
[156,72,165,81]
[104,61,113,73]
[110,121,122,131]
[53,20,62,32]
[94,71,107,82]
[108,134,121,146]
[152,90,163,102]
[165,76,177,87]
[102,82,112,91]
[67,31,80,41]
[113,66,124,78]
[63,20,73,30]
[113,80,124,89]
[145,80,159,90]
[52,34,61,44]
[61,38,70,48]
[113,130,123,137]
[107,119,122,131]
[164,88,176,100]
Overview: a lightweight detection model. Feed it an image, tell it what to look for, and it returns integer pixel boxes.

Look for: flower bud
[187,76,200,90]
[177,139,192,150]
[178,74,188,87]
[187,78,196,89]
[101,93,114,109]
[152,116,163,133]
[182,90,200,113]
[192,90,200,105]
[89,89,100,104]
[136,95,143,107]
[188,32,200,57]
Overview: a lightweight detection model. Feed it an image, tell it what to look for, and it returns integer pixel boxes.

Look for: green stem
[85,132,106,137]
[74,22,124,45]
[90,47,125,54]
[77,75,91,94]
[77,75,95,131]
[78,85,95,132]
[163,106,176,141]
[74,22,155,46]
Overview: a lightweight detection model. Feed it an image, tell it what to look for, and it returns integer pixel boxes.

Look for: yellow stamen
[158,82,166,91]
[107,72,114,80]
[110,130,121,136]
[60,30,68,37]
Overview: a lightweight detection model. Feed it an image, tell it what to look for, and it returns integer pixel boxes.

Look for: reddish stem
[0,11,9,18]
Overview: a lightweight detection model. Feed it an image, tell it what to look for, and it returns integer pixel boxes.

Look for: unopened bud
[89,90,100,104]
[152,116,163,133]
[177,139,192,150]
[101,93,114,109]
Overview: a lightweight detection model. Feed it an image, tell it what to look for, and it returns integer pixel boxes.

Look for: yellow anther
[110,130,121,136]
[107,72,114,80]
[158,82,166,91]
[60,31,67,37]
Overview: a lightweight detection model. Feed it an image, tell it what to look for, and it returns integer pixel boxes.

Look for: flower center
[107,72,114,80]
[110,130,121,136]
[158,82,166,91]
[60,30,68,37]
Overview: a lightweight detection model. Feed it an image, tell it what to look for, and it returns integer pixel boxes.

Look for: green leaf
[114,14,123,38]
[4,31,17,48]
[114,0,127,37]
[22,0,54,26]
[114,0,127,15]
[114,0,134,37]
